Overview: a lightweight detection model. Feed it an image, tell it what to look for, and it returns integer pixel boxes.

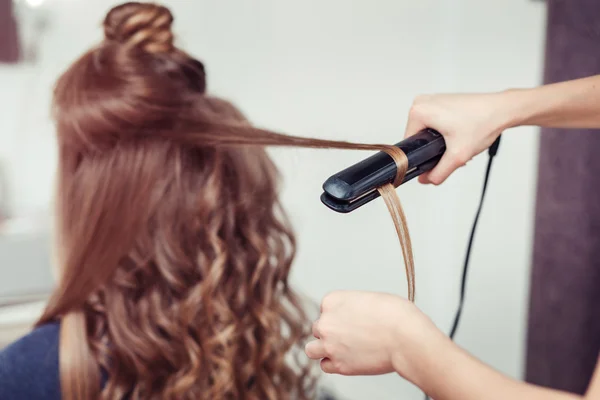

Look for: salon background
[2,1,591,399]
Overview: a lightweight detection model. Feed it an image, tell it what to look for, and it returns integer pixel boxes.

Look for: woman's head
[38,2,415,399]
[43,2,317,399]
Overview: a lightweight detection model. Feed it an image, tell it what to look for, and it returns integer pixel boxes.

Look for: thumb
[320,358,338,374]
[420,151,466,185]
[418,172,432,184]
[305,340,327,360]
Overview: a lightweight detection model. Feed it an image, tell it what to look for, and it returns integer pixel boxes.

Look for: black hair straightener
[321,128,446,213]
[320,127,501,400]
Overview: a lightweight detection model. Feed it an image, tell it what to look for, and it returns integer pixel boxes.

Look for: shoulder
[0,322,61,400]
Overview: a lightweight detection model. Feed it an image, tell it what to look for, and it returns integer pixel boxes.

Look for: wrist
[393,332,474,399]
[493,88,531,130]
[390,316,452,389]
[494,87,548,130]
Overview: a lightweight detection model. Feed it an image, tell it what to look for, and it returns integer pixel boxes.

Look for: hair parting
[38,2,416,399]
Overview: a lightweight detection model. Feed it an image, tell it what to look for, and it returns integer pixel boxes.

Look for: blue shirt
[0,322,61,400]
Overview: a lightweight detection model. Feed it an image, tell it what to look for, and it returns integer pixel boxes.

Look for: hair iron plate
[321,128,446,213]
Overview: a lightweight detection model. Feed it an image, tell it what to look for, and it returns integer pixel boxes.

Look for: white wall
[0,0,547,398]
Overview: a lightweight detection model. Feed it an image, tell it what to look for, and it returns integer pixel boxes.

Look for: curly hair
[36,2,415,399]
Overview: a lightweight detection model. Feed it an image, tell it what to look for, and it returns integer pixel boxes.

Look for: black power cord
[423,135,501,400]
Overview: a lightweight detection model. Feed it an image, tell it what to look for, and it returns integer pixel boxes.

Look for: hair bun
[103,2,174,54]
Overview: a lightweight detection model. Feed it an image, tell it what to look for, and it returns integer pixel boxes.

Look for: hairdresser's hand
[306,291,594,400]
[305,291,447,384]
[404,92,512,185]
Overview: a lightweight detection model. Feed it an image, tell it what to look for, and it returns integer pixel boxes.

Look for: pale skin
[305,75,600,399]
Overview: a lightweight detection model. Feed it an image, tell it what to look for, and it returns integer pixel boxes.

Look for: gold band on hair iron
[321,128,445,213]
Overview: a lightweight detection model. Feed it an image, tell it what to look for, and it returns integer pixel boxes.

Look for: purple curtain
[0,0,20,64]
[526,0,600,395]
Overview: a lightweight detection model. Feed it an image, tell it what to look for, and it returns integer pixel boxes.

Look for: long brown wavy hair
[36,2,415,399]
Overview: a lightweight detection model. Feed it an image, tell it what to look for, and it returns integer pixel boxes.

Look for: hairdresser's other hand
[305,291,447,383]
[404,92,512,185]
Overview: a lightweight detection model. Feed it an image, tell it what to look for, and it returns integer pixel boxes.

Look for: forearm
[502,75,600,129]
[400,335,581,400]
